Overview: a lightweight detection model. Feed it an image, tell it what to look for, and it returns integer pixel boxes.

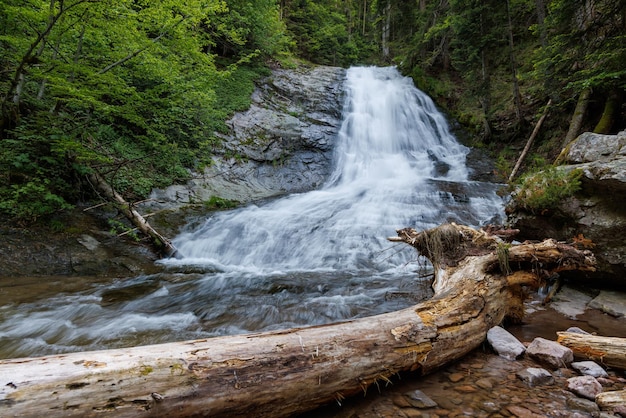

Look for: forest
[1,0,625,225]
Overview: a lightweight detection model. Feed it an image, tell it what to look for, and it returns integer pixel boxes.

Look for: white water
[0,67,505,359]
[171,66,501,272]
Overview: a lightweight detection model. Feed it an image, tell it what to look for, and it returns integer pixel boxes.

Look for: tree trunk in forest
[593,89,621,134]
[0,224,595,418]
[87,171,177,257]
[556,87,591,157]
[506,0,522,121]
[556,332,626,370]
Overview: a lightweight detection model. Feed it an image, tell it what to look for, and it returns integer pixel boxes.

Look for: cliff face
[507,131,626,286]
[147,65,346,207]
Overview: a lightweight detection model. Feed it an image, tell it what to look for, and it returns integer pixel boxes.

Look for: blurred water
[0,67,505,359]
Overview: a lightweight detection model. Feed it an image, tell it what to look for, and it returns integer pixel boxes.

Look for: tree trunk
[506,0,522,121]
[556,332,626,370]
[593,89,621,134]
[0,224,596,417]
[87,171,177,257]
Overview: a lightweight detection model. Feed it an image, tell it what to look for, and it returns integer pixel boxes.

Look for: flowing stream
[0,67,505,359]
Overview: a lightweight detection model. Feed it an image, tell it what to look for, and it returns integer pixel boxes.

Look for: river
[0,66,505,359]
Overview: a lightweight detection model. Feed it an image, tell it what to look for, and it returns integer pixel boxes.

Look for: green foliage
[512,167,582,214]
[0,0,288,224]
[203,196,239,210]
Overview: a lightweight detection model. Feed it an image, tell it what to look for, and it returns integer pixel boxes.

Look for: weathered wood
[509,99,551,181]
[88,171,177,257]
[596,389,626,409]
[557,332,626,370]
[0,224,596,417]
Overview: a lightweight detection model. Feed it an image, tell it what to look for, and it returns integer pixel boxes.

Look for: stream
[0,67,506,359]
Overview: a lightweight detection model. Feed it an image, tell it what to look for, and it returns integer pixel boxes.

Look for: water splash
[171,66,503,272]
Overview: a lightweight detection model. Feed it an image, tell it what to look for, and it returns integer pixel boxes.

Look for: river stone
[571,361,609,378]
[550,286,593,319]
[516,367,554,386]
[566,375,603,400]
[566,397,600,414]
[404,389,437,408]
[565,327,591,335]
[486,325,526,360]
[525,337,573,369]
[588,290,626,318]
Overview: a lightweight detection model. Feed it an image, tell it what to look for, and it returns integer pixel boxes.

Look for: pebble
[405,390,437,409]
[516,367,554,386]
[447,372,465,383]
[506,405,544,418]
[475,378,492,390]
[453,385,477,393]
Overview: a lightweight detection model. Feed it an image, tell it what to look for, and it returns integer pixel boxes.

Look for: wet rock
[448,372,465,383]
[146,65,345,210]
[516,367,554,386]
[571,361,609,378]
[475,378,493,390]
[404,389,437,408]
[506,404,544,418]
[588,290,626,318]
[487,325,526,360]
[550,286,593,319]
[567,375,603,400]
[566,397,600,414]
[615,405,626,417]
[526,337,573,369]
[566,327,592,335]
[454,385,477,393]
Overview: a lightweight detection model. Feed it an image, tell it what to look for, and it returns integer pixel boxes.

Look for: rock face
[507,130,626,286]
[148,65,346,208]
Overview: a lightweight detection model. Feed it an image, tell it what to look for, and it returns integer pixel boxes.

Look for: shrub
[512,167,582,214]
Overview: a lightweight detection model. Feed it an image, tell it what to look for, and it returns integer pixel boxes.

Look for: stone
[566,397,600,414]
[588,290,626,318]
[566,131,626,164]
[475,378,493,390]
[77,234,101,251]
[566,375,603,400]
[550,286,593,319]
[448,372,465,383]
[506,405,544,418]
[615,405,626,417]
[486,326,526,360]
[571,361,609,378]
[516,367,554,386]
[526,337,573,369]
[404,389,437,409]
[565,327,591,335]
[144,65,345,211]
[454,385,477,393]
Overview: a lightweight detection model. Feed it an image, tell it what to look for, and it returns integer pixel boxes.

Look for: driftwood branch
[508,99,551,181]
[0,224,595,417]
[557,332,626,370]
[87,171,177,257]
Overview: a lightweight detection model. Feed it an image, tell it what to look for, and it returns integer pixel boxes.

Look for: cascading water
[0,67,505,359]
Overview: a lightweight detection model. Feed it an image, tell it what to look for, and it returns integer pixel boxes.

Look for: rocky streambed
[302,288,626,418]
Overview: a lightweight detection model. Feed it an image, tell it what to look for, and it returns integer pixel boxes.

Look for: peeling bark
[0,224,596,417]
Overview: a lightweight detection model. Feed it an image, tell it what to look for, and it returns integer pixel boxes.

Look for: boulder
[507,131,626,286]
[567,375,603,400]
[588,290,626,318]
[486,325,526,360]
[526,337,573,369]
[571,361,608,378]
[145,64,346,210]
[516,367,554,386]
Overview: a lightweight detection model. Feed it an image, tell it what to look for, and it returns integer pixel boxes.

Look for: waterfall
[170,66,503,272]
[0,67,506,359]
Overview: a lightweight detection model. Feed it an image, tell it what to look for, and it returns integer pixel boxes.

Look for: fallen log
[87,171,178,257]
[557,332,626,370]
[0,223,595,417]
[596,390,626,409]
